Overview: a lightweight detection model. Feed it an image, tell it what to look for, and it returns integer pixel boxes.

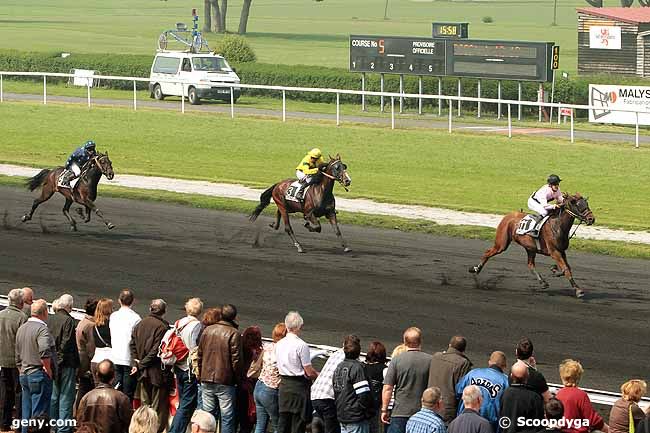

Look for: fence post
[497,81,502,120]
[181,83,185,113]
[380,73,385,113]
[87,79,91,108]
[448,99,452,133]
[636,112,640,148]
[477,79,481,118]
[361,73,366,112]
[508,104,512,138]
[518,82,522,121]
[1,74,3,103]
[457,78,461,117]
[282,90,286,122]
[570,111,574,143]
[538,83,543,122]
[336,92,340,126]
[43,76,47,105]
[438,78,442,117]
[418,76,423,115]
[391,96,395,130]
[399,74,404,114]
[133,80,137,111]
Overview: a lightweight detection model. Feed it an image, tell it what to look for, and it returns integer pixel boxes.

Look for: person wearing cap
[527,175,564,220]
[191,410,217,433]
[59,140,98,189]
[294,148,326,200]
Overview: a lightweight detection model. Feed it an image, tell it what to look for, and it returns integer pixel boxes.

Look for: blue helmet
[84,140,96,151]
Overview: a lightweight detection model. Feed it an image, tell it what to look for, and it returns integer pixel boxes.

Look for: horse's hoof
[70,225,77,232]
[343,247,352,253]
[468,266,480,274]
[541,281,549,290]
[269,223,275,228]
[107,223,115,230]
[21,215,29,223]
[575,289,585,299]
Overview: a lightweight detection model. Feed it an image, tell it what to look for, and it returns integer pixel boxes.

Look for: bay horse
[468,193,595,298]
[21,153,115,231]
[249,154,352,253]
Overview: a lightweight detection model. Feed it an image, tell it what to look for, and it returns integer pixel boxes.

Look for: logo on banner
[590,87,617,119]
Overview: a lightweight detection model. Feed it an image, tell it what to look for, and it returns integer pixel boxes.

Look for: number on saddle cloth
[285,180,309,203]
[516,214,549,238]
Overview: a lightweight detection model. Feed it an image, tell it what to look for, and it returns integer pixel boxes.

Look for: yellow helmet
[308,148,322,159]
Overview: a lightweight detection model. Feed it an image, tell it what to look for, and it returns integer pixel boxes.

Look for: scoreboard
[349,35,555,82]
[349,35,446,76]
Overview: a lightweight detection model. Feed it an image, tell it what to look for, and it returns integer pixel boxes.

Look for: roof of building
[577,7,650,24]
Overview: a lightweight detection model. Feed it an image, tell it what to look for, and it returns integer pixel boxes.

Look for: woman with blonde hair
[609,380,647,433]
[90,298,113,382]
[556,359,608,433]
[129,405,159,433]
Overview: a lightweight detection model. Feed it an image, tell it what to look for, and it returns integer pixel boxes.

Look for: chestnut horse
[249,154,352,253]
[468,193,595,298]
[21,153,115,231]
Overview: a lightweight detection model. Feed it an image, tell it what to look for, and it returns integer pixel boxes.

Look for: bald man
[455,351,509,430]
[498,362,544,433]
[21,287,34,317]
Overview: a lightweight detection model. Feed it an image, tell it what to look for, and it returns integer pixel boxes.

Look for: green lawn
[1,101,649,232]
[0,0,597,72]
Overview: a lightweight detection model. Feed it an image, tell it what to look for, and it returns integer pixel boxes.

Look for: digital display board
[349,35,447,76]
[432,22,469,39]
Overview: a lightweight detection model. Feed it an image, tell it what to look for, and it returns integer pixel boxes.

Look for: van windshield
[192,57,232,72]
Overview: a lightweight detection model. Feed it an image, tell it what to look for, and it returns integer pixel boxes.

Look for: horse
[249,154,352,253]
[468,193,595,298]
[21,152,115,231]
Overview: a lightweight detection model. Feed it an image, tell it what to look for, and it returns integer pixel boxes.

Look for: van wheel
[188,87,200,105]
[153,84,164,100]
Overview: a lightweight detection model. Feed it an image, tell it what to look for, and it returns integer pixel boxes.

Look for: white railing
[0,70,646,148]
[1,295,648,409]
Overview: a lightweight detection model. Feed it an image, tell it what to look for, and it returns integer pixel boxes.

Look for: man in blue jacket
[59,140,97,189]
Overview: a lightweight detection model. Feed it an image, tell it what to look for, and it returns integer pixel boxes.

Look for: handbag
[246,351,263,379]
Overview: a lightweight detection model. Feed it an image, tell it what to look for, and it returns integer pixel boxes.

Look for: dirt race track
[1,185,649,390]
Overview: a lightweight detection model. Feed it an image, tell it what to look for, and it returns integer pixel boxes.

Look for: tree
[209,0,223,32]
[203,0,212,32]
[238,0,253,34]
[220,0,228,32]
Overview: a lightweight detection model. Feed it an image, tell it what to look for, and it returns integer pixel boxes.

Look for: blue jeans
[50,367,76,433]
[201,382,236,433]
[20,371,52,433]
[386,417,408,433]
[341,421,369,433]
[254,381,279,433]
[169,368,198,433]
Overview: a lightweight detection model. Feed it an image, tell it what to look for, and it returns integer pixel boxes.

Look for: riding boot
[59,171,75,189]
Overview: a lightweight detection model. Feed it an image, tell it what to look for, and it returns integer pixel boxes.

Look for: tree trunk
[238,0,252,34]
[210,0,223,33]
[203,0,212,32]
[220,0,228,32]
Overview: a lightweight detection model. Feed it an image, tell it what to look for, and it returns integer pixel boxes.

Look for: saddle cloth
[515,214,550,238]
[285,181,310,203]
[57,172,80,189]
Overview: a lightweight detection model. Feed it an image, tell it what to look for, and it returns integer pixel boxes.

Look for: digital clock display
[432,23,469,39]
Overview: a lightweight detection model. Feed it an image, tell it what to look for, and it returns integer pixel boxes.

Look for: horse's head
[93,152,114,180]
[563,193,595,225]
[324,154,351,189]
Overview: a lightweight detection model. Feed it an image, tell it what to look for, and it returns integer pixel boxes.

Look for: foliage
[482,16,494,23]
[215,35,257,63]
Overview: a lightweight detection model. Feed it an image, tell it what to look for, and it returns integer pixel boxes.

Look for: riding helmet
[308,148,322,159]
[84,140,96,150]
[547,174,562,185]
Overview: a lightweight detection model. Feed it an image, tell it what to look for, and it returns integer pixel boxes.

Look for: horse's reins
[562,206,588,239]
[321,164,349,192]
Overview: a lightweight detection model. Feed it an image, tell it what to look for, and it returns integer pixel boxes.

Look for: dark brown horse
[249,154,352,253]
[21,153,115,231]
[469,193,595,298]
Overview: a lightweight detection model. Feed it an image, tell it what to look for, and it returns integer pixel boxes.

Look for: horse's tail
[26,169,51,192]
[249,184,277,222]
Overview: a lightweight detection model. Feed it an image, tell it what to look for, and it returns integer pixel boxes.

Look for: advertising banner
[589,26,621,49]
[589,84,650,125]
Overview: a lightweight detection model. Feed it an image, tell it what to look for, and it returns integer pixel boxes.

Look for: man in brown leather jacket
[76,359,132,433]
[198,304,242,433]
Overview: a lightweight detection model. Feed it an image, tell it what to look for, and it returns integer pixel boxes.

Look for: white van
[149,51,241,105]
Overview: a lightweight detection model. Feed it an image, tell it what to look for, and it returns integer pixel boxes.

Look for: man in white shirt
[109,289,141,401]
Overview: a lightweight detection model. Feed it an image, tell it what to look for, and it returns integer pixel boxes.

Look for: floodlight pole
[384,0,389,20]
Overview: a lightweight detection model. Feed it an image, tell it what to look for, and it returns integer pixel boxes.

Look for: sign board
[589,84,650,125]
[560,107,573,116]
[72,69,96,87]
[589,26,621,50]
[432,22,468,39]
[552,46,560,69]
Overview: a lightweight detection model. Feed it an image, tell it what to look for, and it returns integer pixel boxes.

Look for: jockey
[528,174,564,218]
[59,140,97,189]
[295,148,325,186]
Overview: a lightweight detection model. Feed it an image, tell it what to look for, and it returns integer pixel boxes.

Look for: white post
[282,90,286,122]
[230,87,234,119]
[336,92,340,126]
[518,82,522,121]
[448,99,452,133]
[1,74,3,103]
[361,73,366,112]
[549,70,556,123]
[438,78,442,116]
[399,74,404,114]
[457,79,461,117]
[418,76,423,115]
[87,79,91,108]
[43,76,47,105]
[391,96,395,130]
[508,104,512,138]
[538,83,543,122]
[133,80,137,111]
[570,111,574,143]
[380,74,385,113]
[477,79,481,118]
[636,112,640,148]
[181,83,185,113]
[497,81,502,120]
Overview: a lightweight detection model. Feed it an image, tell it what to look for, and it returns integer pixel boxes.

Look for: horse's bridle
[321,161,349,191]
[560,199,591,238]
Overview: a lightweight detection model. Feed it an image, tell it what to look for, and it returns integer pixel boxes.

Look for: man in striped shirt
[333,335,374,433]
[406,387,447,433]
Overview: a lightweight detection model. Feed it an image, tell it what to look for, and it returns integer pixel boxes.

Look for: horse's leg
[527,249,549,289]
[84,200,115,230]
[62,198,77,231]
[328,213,350,253]
[469,226,513,274]
[75,206,92,223]
[304,214,322,233]
[269,210,281,230]
[280,204,303,253]
[21,186,55,222]
[550,250,583,298]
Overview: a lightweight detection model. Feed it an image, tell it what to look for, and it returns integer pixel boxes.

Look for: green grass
[0,0,597,73]
[1,101,649,233]
[3,173,650,260]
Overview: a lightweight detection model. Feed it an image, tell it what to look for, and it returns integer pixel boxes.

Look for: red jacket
[556,386,604,433]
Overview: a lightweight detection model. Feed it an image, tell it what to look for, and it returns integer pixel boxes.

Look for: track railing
[0,70,647,148]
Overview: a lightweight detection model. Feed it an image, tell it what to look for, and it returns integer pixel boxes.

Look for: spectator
[129,406,159,433]
[539,398,565,433]
[555,360,607,433]
[76,359,133,433]
[364,341,388,433]
[169,298,203,433]
[333,335,374,433]
[196,307,222,410]
[91,298,113,379]
[609,380,647,433]
[198,303,242,433]
[499,361,544,433]
[312,337,347,433]
[386,345,409,416]
[428,336,473,423]
[75,297,97,409]
[16,299,56,433]
[447,386,493,433]
[130,299,171,433]
[191,409,217,433]
[254,322,287,433]
[275,311,319,433]
[48,294,79,433]
[110,289,141,401]
[514,338,551,402]
[0,288,27,430]
[455,351,508,431]
[405,387,446,433]
[238,326,263,433]
[21,287,34,317]
[381,327,432,433]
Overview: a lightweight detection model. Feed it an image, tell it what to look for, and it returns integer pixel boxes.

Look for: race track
[1,186,648,391]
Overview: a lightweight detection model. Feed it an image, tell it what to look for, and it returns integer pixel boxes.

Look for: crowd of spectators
[0,287,649,433]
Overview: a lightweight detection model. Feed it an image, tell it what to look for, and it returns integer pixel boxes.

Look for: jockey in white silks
[528,174,564,217]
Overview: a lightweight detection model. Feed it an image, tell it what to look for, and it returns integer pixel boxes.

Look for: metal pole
[133,80,137,111]
[438,78,442,116]
[477,79,481,118]
[636,112,640,148]
[391,96,395,130]
[448,99,452,133]
[282,90,286,122]
[508,104,512,138]
[497,81,502,119]
[336,92,340,126]
[87,79,91,108]
[230,87,234,119]
[399,74,404,114]
[570,111,574,143]
[557,104,561,124]
[361,73,366,112]
[43,76,47,105]
[418,76,423,115]
[181,83,185,113]
[518,82,522,121]
[380,74,385,113]
[457,79,461,117]
[0,74,3,103]
[549,70,556,123]
[538,83,543,122]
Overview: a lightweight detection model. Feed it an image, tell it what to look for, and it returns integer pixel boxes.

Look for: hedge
[2,49,650,114]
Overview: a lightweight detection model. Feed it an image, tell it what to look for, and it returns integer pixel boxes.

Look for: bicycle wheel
[191,35,206,53]
[158,33,169,50]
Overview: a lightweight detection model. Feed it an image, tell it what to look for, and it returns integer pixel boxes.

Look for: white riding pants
[527,197,548,217]
[295,170,307,181]
[70,163,81,177]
